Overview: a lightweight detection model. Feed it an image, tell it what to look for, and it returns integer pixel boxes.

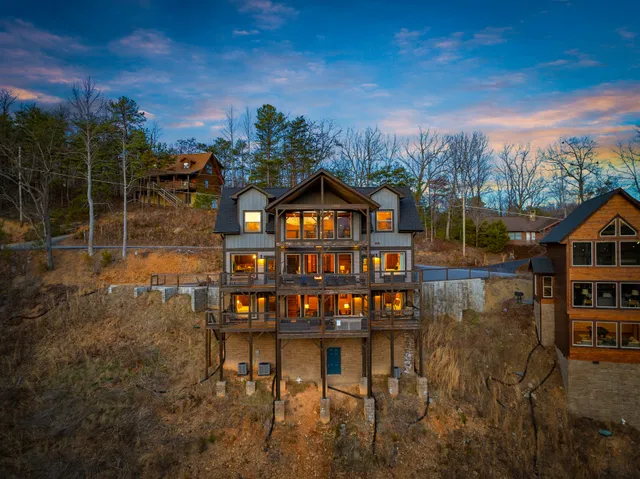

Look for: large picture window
[322,211,334,239]
[337,254,352,274]
[383,252,405,272]
[231,254,256,273]
[323,254,335,273]
[232,294,250,314]
[285,254,300,274]
[303,212,318,239]
[621,323,640,349]
[337,211,352,239]
[572,282,593,307]
[621,283,640,308]
[304,254,318,274]
[595,322,618,348]
[303,295,319,317]
[376,210,393,232]
[338,294,352,315]
[285,212,301,239]
[244,211,262,233]
[596,283,617,308]
[595,242,616,266]
[572,242,592,266]
[572,321,593,347]
[620,241,640,266]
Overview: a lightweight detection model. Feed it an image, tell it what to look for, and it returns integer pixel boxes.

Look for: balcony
[370,308,420,329]
[220,272,275,289]
[370,270,422,288]
[279,314,368,337]
[278,273,368,293]
[206,311,275,331]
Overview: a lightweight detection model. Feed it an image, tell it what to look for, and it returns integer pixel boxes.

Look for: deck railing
[370,270,422,285]
[206,311,275,329]
[279,273,368,288]
[219,272,275,287]
[279,314,368,333]
[370,308,420,326]
[150,273,217,288]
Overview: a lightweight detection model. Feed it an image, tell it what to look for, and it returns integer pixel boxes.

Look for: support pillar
[364,397,375,424]
[216,381,226,397]
[388,377,399,397]
[249,332,254,382]
[418,329,424,377]
[389,331,395,377]
[320,398,330,424]
[416,376,428,399]
[320,339,327,399]
[367,331,373,398]
[275,400,285,422]
[276,338,281,400]
[246,381,256,396]
[219,332,225,382]
[359,377,368,396]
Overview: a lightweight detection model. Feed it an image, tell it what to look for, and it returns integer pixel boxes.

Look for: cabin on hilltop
[485,213,560,244]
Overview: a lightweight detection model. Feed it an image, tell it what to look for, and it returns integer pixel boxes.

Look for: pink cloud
[1,85,62,103]
[109,29,173,56]
[0,19,87,52]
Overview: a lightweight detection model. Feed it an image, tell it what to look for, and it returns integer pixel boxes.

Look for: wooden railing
[279,273,369,288]
[370,308,420,327]
[279,314,368,333]
[370,270,422,285]
[219,272,275,287]
[150,273,217,288]
[206,311,275,329]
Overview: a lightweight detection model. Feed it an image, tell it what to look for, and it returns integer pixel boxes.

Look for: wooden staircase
[150,181,184,207]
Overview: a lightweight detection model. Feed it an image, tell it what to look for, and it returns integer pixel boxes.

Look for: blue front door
[327,347,341,375]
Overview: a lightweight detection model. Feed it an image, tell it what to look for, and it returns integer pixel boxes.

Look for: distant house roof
[146,152,224,182]
[485,215,560,233]
[540,188,640,244]
[214,176,424,235]
[529,256,555,275]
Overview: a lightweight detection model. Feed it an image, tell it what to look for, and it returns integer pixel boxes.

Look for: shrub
[483,220,509,253]
[191,193,218,210]
[100,250,113,268]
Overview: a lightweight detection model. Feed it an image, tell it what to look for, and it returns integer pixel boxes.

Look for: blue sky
[1,0,639,152]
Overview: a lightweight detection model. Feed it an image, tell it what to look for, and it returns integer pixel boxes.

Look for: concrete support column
[364,397,375,424]
[246,381,256,396]
[416,376,428,399]
[359,377,368,397]
[216,381,226,398]
[320,398,330,424]
[280,378,288,395]
[388,377,399,397]
[275,400,286,422]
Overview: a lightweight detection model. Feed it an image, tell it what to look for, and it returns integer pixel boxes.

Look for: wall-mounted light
[258,258,265,265]
[252,254,257,259]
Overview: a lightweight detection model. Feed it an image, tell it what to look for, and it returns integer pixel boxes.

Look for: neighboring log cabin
[208,169,427,421]
[533,188,640,427]
[139,152,224,207]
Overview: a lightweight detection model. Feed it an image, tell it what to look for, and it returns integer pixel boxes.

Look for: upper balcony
[220,272,275,290]
[278,272,368,294]
[370,270,422,289]
[206,311,275,332]
[370,308,421,330]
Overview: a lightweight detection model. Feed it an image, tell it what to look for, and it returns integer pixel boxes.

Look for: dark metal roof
[529,256,555,275]
[485,216,560,232]
[214,183,424,234]
[540,189,639,244]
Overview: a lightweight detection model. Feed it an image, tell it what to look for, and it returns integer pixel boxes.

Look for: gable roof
[146,152,224,183]
[540,188,640,244]
[231,184,276,200]
[485,216,560,233]
[368,184,406,199]
[214,179,424,235]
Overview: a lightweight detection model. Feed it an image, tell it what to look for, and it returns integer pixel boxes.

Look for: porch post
[418,329,424,377]
[321,339,327,399]
[219,332,225,381]
[249,331,254,381]
[389,330,395,377]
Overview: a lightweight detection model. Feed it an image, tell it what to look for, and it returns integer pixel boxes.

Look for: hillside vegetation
[1,265,638,477]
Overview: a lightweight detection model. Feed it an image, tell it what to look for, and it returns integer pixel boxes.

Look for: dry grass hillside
[2,259,638,478]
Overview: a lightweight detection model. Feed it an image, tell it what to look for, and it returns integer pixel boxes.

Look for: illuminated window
[304,254,318,274]
[337,254,352,274]
[285,212,301,239]
[323,254,335,273]
[338,294,352,315]
[303,295,319,317]
[337,211,351,239]
[383,252,405,271]
[231,254,256,273]
[322,211,334,239]
[303,212,318,239]
[596,322,617,348]
[572,321,593,347]
[376,210,393,231]
[233,294,250,314]
[244,211,262,233]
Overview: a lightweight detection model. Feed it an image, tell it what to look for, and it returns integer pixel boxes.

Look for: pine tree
[251,104,287,187]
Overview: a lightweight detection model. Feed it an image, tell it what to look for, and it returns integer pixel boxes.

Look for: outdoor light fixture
[258,258,265,265]
[252,254,257,259]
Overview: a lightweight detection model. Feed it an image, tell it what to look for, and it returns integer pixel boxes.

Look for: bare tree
[495,143,546,212]
[222,106,237,186]
[69,77,105,256]
[309,118,341,169]
[0,88,17,116]
[336,126,389,186]
[241,106,254,186]
[541,136,601,204]
[615,127,640,195]
[401,127,447,241]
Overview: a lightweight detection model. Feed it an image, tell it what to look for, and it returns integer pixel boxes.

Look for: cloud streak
[235,0,298,30]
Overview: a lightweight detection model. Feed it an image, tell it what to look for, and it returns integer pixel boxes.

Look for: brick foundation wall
[221,331,411,385]
[566,358,640,428]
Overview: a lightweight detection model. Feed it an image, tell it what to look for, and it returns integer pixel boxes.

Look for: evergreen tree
[483,220,509,253]
[251,104,287,187]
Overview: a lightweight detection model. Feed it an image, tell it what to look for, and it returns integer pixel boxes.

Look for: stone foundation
[246,381,256,396]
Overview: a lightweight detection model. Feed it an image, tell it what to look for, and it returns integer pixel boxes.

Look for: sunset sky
[1,0,639,152]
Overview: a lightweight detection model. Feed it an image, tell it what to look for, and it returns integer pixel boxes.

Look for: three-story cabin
[210,170,426,418]
[534,188,640,427]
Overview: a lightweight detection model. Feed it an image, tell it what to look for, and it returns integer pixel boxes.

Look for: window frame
[619,219,637,237]
[302,211,319,239]
[571,241,593,267]
[336,211,352,239]
[321,211,335,239]
[619,240,640,267]
[572,320,594,347]
[599,219,617,237]
[621,322,640,349]
[595,321,618,349]
[376,210,394,232]
[303,253,319,274]
[285,254,301,274]
[243,210,263,234]
[231,254,257,273]
[595,241,617,267]
[285,212,301,240]
[572,281,594,308]
[542,276,553,298]
[382,251,406,273]
[336,253,353,275]
[620,282,640,309]
[595,282,618,309]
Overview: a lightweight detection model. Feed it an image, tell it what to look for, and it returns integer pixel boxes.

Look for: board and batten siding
[370,188,411,248]
[225,188,275,250]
